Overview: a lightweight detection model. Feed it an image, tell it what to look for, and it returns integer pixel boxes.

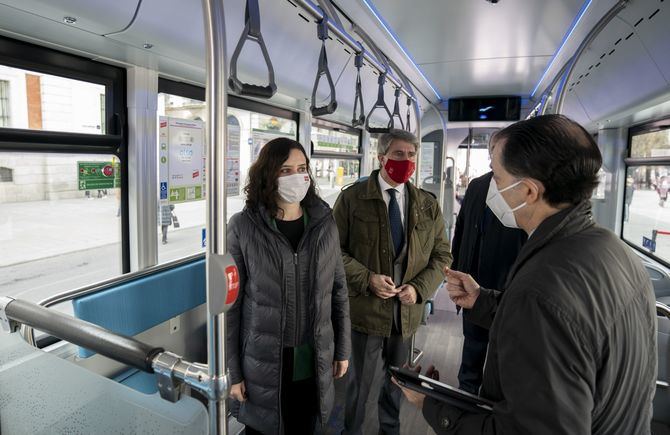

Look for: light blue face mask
[485,177,527,229]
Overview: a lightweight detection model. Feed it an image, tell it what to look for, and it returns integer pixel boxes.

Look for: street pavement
[0,185,344,304]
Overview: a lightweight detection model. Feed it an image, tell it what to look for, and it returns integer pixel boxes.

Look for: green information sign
[77,161,120,190]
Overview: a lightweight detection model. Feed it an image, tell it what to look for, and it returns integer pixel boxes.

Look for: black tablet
[390,366,493,414]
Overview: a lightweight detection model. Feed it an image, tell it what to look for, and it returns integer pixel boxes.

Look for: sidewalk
[0,195,247,267]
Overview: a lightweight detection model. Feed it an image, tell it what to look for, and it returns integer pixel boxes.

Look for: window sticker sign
[159,117,205,204]
[77,160,120,190]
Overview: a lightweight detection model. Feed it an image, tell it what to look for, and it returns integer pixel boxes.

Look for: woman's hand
[333,360,349,378]
[229,381,247,402]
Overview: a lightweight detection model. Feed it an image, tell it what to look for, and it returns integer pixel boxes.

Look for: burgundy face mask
[384,158,416,184]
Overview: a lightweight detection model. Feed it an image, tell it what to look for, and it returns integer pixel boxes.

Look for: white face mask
[485,177,527,229]
[277,173,311,204]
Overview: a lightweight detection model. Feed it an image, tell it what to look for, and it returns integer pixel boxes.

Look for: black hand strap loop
[391,87,405,131]
[406,96,412,132]
[365,73,394,134]
[229,0,277,99]
[352,51,365,127]
[311,18,338,117]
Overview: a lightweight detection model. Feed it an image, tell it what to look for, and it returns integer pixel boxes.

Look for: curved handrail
[21,253,204,346]
[310,17,338,117]
[228,0,277,99]
[658,301,670,319]
[553,0,628,114]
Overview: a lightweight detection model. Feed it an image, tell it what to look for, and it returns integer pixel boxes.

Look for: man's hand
[370,273,399,299]
[393,364,440,408]
[444,267,481,309]
[333,360,349,378]
[397,284,418,305]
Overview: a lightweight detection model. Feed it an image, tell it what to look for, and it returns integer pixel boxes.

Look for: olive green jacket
[333,171,452,337]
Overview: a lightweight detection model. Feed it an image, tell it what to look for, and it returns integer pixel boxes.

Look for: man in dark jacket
[451,168,526,394]
[398,115,657,434]
[333,129,452,435]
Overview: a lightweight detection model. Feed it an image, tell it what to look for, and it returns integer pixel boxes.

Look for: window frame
[622,116,670,267]
[0,36,129,272]
[158,78,300,129]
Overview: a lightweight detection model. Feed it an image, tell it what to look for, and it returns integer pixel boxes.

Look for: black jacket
[424,201,657,434]
[452,172,526,288]
[226,199,351,434]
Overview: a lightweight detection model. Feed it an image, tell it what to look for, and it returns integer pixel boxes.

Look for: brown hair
[244,138,319,218]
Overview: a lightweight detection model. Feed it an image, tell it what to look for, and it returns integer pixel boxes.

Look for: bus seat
[72,258,205,359]
[114,367,160,395]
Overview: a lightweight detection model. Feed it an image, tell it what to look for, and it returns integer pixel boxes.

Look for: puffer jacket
[226,198,351,435]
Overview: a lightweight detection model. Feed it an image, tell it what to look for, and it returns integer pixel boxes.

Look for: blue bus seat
[72,258,206,359]
[114,367,160,395]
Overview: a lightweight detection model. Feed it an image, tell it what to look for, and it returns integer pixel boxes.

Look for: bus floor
[320,306,464,435]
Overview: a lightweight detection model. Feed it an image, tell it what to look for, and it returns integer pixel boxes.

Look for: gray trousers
[344,329,409,435]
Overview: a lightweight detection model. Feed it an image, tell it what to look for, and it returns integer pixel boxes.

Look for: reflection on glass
[369,136,380,172]
[0,152,122,305]
[630,128,670,158]
[156,93,298,264]
[0,65,106,134]
[311,126,359,154]
[312,158,360,206]
[622,165,670,264]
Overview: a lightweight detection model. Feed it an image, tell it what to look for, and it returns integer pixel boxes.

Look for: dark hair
[495,114,602,206]
[244,138,319,217]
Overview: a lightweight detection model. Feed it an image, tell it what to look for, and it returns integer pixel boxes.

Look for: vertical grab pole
[202,1,232,434]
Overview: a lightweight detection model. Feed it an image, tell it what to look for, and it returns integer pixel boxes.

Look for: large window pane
[157,93,297,263]
[312,157,360,206]
[622,165,670,264]
[630,128,670,158]
[0,152,122,304]
[0,65,106,134]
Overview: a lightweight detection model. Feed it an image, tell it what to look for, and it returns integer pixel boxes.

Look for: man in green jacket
[334,129,452,435]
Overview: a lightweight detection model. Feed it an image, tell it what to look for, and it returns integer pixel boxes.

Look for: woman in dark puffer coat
[226,138,351,434]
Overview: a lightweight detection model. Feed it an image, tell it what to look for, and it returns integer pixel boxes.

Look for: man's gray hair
[377,129,419,155]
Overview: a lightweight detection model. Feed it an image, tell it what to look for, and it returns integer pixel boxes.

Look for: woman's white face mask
[485,177,527,229]
[277,173,311,204]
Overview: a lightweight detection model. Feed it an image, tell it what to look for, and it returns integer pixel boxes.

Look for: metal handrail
[21,253,204,346]
[553,0,629,114]
[291,0,415,102]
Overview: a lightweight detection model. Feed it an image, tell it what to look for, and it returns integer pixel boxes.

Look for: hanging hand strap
[391,87,405,131]
[229,0,277,98]
[365,72,394,133]
[352,51,365,127]
[405,96,412,132]
[310,18,338,117]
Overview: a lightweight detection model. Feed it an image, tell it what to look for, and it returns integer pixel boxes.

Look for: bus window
[0,152,122,306]
[157,91,298,263]
[623,124,670,264]
[0,65,106,134]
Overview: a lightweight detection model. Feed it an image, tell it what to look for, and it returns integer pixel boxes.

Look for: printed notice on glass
[158,116,205,204]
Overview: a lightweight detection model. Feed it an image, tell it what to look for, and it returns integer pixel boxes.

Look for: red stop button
[225,265,239,305]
